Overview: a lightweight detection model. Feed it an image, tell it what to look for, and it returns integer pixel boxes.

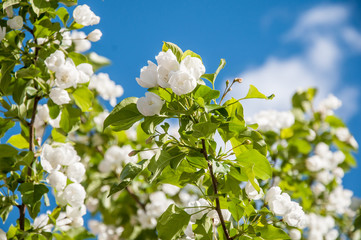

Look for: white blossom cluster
[184,198,231,239]
[45,50,93,105]
[136,191,173,229]
[305,213,339,240]
[34,104,61,140]
[40,143,87,227]
[245,179,264,200]
[136,50,206,116]
[317,94,342,118]
[335,127,359,149]
[265,187,306,229]
[326,186,353,215]
[89,73,124,107]
[305,142,346,185]
[73,4,100,26]
[98,145,137,174]
[249,110,295,132]
[88,219,124,240]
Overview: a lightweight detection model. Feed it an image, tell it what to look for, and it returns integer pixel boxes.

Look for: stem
[19,96,40,231]
[201,139,232,240]
[125,187,146,211]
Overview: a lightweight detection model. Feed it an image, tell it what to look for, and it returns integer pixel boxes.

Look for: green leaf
[0,144,18,158]
[228,199,244,222]
[141,116,166,135]
[7,134,29,149]
[59,105,81,133]
[108,162,143,197]
[34,17,61,38]
[51,128,66,143]
[3,0,20,8]
[15,65,40,79]
[186,150,208,169]
[254,225,290,240]
[0,117,15,138]
[194,85,220,103]
[0,61,15,95]
[162,42,183,62]
[47,99,60,119]
[59,0,77,7]
[241,85,274,100]
[201,59,225,85]
[103,97,143,131]
[18,183,48,206]
[181,50,202,61]
[73,87,94,112]
[30,0,57,16]
[192,122,218,138]
[56,7,69,26]
[234,149,272,180]
[157,204,191,240]
[68,52,88,66]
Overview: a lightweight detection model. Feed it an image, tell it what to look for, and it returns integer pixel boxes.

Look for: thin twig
[201,139,232,240]
[125,187,146,211]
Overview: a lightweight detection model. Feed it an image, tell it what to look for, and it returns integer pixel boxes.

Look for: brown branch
[126,187,146,211]
[201,139,232,240]
[19,96,40,231]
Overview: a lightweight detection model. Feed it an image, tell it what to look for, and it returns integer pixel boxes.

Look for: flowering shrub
[0,1,360,240]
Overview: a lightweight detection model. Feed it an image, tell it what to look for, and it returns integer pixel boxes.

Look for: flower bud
[128,150,138,157]
[243,139,252,145]
[234,78,243,83]
[87,29,102,42]
[5,6,13,18]
[146,136,153,144]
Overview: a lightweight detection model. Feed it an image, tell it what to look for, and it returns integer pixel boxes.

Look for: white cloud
[228,4,360,121]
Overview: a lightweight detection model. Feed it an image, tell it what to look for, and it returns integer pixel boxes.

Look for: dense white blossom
[63,183,86,207]
[245,180,264,200]
[289,229,301,240]
[156,50,180,88]
[137,92,164,116]
[55,59,79,89]
[179,55,205,79]
[66,162,86,183]
[162,184,180,196]
[98,145,137,173]
[250,110,295,132]
[73,4,100,26]
[306,213,338,240]
[88,220,124,240]
[0,27,6,42]
[136,61,159,88]
[89,73,124,106]
[318,94,342,117]
[70,31,91,53]
[49,88,71,105]
[48,171,67,191]
[326,186,353,214]
[41,143,81,172]
[169,70,197,95]
[7,16,23,30]
[87,29,102,42]
[45,50,65,72]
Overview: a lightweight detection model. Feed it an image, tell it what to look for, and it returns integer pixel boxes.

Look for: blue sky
[87,0,361,195]
[1,0,361,232]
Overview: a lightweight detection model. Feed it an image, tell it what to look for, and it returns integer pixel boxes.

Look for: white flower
[33,212,53,232]
[63,183,86,207]
[305,155,324,172]
[283,202,306,228]
[49,88,71,105]
[311,182,326,196]
[185,198,211,222]
[48,171,67,191]
[37,104,50,123]
[89,73,123,106]
[5,6,14,18]
[86,197,99,213]
[184,222,195,239]
[169,70,197,95]
[61,30,72,49]
[265,186,282,203]
[45,50,65,72]
[156,50,180,88]
[0,27,7,42]
[289,229,301,240]
[87,29,102,42]
[268,193,291,217]
[55,59,79,89]
[41,143,81,172]
[207,209,231,225]
[0,229,6,240]
[316,170,333,185]
[136,61,159,88]
[162,184,180,196]
[180,55,205,79]
[318,94,342,116]
[136,92,164,116]
[7,16,23,30]
[137,209,157,229]
[245,180,264,200]
[314,142,330,157]
[71,31,91,53]
[326,186,353,214]
[73,5,100,26]
[89,52,110,65]
[66,204,86,219]
[66,162,85,183]
[77,63,93,83]
[94,111,109,129]
[250,110,294,132]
